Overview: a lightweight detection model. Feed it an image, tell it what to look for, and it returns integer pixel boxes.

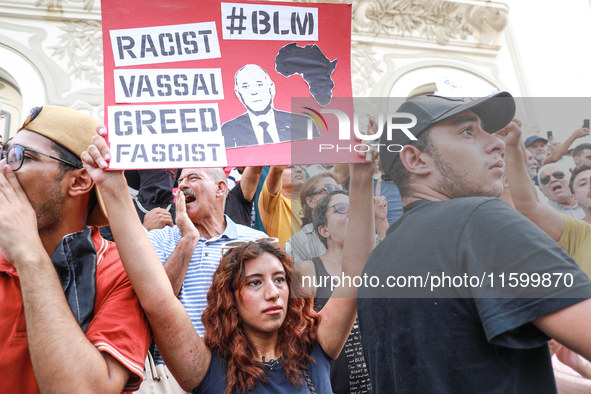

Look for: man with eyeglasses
[312,181,340,196]
[537,163,586,221]
[284,173,341,264]
[504,131,591,276]
[0,106,151,394]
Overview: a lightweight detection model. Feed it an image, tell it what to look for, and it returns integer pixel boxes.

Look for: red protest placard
[101,0,358,169]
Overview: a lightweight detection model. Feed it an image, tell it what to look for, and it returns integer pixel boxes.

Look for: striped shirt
[148,215,266,364]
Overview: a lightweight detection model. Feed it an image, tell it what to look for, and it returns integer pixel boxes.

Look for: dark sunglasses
[540,171,565,186]
[221,237,280,254]
[330,202,349,214]
[311,183,340,197]
[1,144,82,172]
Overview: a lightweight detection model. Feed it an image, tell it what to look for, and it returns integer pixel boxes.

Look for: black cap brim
[380,91,516,177]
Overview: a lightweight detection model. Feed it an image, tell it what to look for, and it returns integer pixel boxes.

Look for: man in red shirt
[0,106,151,393]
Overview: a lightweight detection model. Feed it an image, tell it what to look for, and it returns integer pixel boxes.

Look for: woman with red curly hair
[200,241,323,393]
[81,127,377,393]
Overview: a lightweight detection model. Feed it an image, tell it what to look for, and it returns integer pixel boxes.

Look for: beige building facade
[1,0,590,141]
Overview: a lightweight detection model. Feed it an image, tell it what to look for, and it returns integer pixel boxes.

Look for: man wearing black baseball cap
[358,93,591,393]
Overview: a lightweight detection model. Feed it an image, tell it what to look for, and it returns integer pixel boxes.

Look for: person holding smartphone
[543,123,590,167]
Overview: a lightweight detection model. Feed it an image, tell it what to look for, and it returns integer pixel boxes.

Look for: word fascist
[115,143,221,164]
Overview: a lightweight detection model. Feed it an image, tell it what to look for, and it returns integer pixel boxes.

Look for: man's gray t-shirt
[358,197,591,394]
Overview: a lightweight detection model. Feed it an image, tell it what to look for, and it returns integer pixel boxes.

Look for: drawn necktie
[259,121,274,144]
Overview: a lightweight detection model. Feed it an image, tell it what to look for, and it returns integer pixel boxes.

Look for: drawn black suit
[223,64,323,149]
[221,109,321,149]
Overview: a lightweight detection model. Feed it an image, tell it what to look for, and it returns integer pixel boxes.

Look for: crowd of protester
[4,92,591,394]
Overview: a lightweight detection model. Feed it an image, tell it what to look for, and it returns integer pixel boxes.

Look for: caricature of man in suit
[221,64,321,149]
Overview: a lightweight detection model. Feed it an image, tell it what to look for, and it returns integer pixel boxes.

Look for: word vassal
[119,73,219,98]
[114,69,224,103]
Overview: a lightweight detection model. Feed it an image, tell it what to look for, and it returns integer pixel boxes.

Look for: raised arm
[332,163,350,185]
[82,127,210,391]
[543,127,590,165]
[374,178,389,238]
[497,119,565,241]
[239,166,263,202]
[266,165,287,195]
[297,259,319,299]
[316,147,377,359]
[162,203,200,296]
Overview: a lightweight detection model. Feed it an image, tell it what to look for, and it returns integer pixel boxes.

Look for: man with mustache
[503,126,591,277]
[147,167,266,368]
[526,149,539,181]
[537,163,586,221]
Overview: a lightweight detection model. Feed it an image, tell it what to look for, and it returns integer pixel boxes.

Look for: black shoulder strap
[51,227,97,333]
[402,199,430,214]
[311,256,330,278]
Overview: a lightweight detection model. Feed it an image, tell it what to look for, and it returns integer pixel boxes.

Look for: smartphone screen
[585,119,590,129]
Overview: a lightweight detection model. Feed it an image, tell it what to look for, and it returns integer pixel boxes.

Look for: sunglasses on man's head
[330,202,349,214]
[0,144,82,172]
[540,171,565,186]
[311,183,340,197]
[221,237,280,254]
